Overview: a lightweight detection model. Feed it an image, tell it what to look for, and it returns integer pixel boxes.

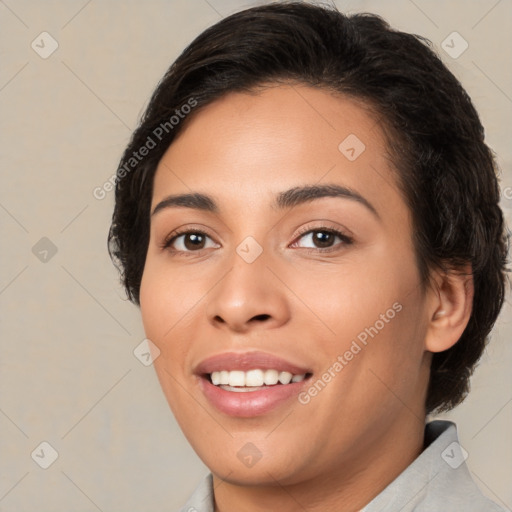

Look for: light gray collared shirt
[179,420,506,511]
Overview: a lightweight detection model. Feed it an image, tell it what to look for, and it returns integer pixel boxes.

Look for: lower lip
[198,376,309,417]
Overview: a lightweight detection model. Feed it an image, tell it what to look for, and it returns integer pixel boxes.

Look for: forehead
[151,85,406,223]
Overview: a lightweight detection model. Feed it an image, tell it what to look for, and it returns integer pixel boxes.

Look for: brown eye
[293,228,352,251]
[182,233,206,250]
[310,231,336,248]
[163,230,219,253]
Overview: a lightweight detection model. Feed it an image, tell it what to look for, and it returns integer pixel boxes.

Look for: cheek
[140,266,198,417]
[140,261,197,339]
[140,264,181,366]
[290,250,414,337]
[139,261,210,388]
[139,268,164,341]
[330,284,428,413]
[299,245,426,376]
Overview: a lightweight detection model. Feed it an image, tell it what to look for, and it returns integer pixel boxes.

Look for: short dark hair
[108,1,509,414]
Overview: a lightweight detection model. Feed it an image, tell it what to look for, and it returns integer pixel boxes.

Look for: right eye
[163,229,220,255]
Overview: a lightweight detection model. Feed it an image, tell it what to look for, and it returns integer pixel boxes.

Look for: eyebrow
[151,183,379,218]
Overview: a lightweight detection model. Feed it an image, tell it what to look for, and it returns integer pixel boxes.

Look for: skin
[139,84,473,512]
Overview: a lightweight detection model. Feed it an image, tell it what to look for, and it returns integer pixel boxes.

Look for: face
[140,84,433,488]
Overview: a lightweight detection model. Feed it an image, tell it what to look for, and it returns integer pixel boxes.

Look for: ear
[424,264,474,353]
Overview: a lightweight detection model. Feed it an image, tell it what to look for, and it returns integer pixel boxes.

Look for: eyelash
[161,225,353,256]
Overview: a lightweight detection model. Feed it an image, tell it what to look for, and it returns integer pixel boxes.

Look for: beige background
[0,0,511,510]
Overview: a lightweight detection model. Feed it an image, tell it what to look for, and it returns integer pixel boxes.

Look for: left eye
[292,228,351,250]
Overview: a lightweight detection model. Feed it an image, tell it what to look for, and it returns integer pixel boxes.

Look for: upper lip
[194,351,312,376]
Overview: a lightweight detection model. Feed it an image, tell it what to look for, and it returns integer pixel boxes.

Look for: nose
[205,249,291,334]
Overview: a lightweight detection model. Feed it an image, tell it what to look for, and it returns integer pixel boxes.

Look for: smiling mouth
[206,369,313,392]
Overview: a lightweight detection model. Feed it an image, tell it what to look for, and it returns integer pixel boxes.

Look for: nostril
[252,314,271,322]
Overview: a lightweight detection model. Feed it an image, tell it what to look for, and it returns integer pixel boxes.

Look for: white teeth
[228,370,245,387]
[245,369,264,387]
[209,369,307,387]
[278,371,293,385]
[264,369,279,385]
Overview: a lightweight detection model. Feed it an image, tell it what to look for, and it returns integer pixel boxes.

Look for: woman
[108,2,508,511]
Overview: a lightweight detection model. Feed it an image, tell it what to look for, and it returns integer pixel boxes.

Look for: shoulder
[363,420,507,512]
[421,421,506,511]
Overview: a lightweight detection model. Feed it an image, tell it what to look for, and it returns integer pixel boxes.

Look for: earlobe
[425,265,474,353]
